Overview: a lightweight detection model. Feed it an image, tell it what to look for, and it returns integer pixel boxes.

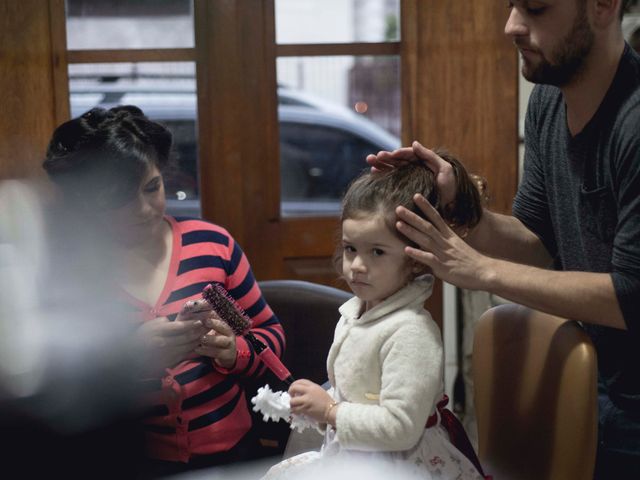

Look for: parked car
[70,83,400,217]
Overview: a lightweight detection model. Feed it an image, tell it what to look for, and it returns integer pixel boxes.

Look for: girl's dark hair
[341,149,483,235]
[334,149,484,275]
[42,105,172,209]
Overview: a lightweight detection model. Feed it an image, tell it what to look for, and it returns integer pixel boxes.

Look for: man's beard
[520,7,594,86]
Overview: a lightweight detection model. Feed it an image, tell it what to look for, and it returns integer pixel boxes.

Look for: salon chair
[472,304,597,480]
[249,280,351,459]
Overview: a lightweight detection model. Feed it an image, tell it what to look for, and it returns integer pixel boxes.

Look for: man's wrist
[479,256,500,291]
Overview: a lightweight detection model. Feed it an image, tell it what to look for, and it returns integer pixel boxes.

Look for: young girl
[264,154,487,479]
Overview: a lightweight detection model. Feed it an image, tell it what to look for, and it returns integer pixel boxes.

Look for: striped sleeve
[216,234,286,378]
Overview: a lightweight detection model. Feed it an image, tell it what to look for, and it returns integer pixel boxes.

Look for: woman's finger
[177,299,212,322]
[153,318,204,337]
[162,328,206,348]
[201,333,233,350]
[204,317,234,336]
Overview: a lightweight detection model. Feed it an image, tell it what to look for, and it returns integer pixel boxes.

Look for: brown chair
[259,279,350,384]
[249,279,351,458]
[472,304,598,480]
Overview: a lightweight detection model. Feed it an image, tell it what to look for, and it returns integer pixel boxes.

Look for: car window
[69,88,397,218]
[159,119,199,201]
[280,122,375,203]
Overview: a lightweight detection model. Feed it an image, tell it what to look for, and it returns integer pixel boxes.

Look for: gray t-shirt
[513,44,640,414]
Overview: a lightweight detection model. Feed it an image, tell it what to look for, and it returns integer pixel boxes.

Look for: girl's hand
[289,379,336,424]
[195,315,237,369]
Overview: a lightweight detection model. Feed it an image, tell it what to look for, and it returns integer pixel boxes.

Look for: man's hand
[396,193,495,290]
[366,141,458,207]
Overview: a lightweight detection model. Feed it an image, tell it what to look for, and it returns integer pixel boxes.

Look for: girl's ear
[410,260,427,276]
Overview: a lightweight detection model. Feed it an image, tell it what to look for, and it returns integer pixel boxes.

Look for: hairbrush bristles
[201,283,295,386]
[202,284,252,336]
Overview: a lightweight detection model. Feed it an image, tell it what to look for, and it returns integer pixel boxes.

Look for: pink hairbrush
[202,283,294,386]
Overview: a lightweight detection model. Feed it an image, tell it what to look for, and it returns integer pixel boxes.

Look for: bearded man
[369,1,640,477]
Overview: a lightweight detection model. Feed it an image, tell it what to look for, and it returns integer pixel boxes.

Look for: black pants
[594,392,640,480]
[138,429,259,479]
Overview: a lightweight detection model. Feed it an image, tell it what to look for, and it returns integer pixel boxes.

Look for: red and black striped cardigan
[127,216,285,463]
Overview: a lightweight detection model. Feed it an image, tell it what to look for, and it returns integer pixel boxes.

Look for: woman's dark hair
[42,105,172,209]
[333,149,484,275]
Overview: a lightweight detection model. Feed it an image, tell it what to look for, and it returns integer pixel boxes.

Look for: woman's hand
[289,379,337,425]
[195,315,237,369]
[396,194,494,291]
[136,314,208,375]
[366,141,457,206]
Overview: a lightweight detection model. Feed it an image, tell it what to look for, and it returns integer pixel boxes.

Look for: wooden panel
[67,48,195,64]
[401,0,518,324]
[280,217,340,258]
[0,0,59,179]
[49,0,70,126]
[194,0,282,278]
[283,257,346,289]
[402,0,518,215]
[277,42,400,57]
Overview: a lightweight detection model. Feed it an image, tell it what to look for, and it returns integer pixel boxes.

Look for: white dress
[263,276,485,480]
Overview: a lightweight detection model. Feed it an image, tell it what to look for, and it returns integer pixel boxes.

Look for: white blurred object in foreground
[0,180,47,399]
[0,180,139,434]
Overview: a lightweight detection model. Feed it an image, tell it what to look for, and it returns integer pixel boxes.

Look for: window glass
[278,55,400,216]
[68,62,200,217]
[65,0,194,50]
[280,122,378,216]
[276,0,400,44]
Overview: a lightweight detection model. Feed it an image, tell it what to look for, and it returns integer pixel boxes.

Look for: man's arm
[396,195,627,330]
[465,208,553,268]
[479,257,625,330]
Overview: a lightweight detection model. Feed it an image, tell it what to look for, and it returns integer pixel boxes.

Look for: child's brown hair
[334,150,484,274]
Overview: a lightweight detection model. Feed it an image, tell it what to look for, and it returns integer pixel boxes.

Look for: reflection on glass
[277,55,401,217]
[68,62,200,217]
[276,0,400,44]
[65,0,194,50]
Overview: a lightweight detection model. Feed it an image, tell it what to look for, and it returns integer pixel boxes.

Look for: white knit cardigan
[327,275,443,452]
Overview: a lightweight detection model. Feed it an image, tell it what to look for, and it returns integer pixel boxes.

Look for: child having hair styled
[263,152,488,479]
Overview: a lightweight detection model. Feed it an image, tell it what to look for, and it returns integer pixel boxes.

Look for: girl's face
[342,213,414,311]
[97,164,167,247]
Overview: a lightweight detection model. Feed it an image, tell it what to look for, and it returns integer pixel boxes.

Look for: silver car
[70,85,400,217]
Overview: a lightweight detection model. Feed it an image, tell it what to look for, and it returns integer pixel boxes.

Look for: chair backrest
[258,279,351,385]
[472,304,597,480]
